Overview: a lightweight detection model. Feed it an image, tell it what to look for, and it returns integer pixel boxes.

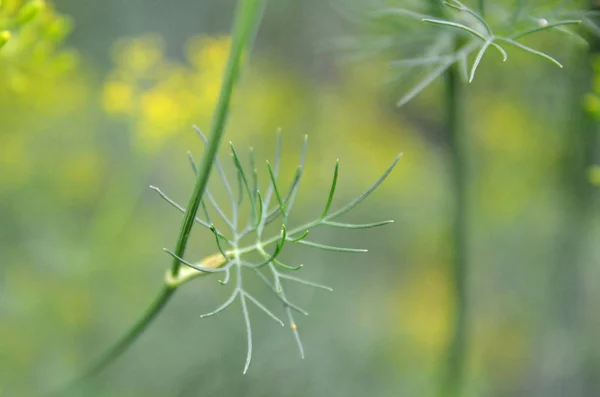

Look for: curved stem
[55,286,176,395]
[54,286,176,396]
[54,1,266,394]
[86,287,176,375]
[169,0,265,276]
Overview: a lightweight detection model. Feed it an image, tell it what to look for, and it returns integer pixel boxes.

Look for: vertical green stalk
[428,3,469,397]
[55,0,265,394]
[478,0,485,17]
[439,62,469,397]
[545,4,598,395]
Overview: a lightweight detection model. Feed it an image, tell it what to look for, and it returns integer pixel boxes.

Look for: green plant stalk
[428,2,469,394]
[171,0,264,276]
[478,0,485,17]
[84,286,176,378]
[56,0,265,393]
[438,61,469,397]
[545,7,599,394]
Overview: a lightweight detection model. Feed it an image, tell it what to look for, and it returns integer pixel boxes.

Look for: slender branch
[170,0,265,276]
[53,286,176,395]
[544,5,599,392]
[439,51,469,397]
[54,1,266,393]
[426,2,469,397]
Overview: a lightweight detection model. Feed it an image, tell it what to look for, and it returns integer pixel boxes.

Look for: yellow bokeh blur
[102,35,232,154]
[2,2,599,396]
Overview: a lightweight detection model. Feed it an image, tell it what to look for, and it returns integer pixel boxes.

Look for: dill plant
[0,0,71,50]
[157,128,399,373]
[338,1,599,397]
[0,0,74,87]
[368,0,592,105]
[0,0,45,47]
[57,0,400,393]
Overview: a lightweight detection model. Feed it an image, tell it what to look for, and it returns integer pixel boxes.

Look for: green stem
[56,286,176,395]
[427,2,469,396]
[54,0,265,394]
[478,0,485,17]
[424,2,470,394]
[440,59,469,397]
[544,6,599,394]
[170,0,265,276]
[85,286,176,375]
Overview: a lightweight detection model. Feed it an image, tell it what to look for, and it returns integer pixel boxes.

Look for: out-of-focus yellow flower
[589,165,600,186]
[584,93,600,118]
[103,34,231,155]
[396,267,452,353]
[186,36,231,115]
[103,80,134,114]
[136,90,183,152]
[0,0,77,92]
[15,0,45,25]
[187,36,231,71]
[140,90,178,125]
[46,14,72,41]
[586,54,600,118]
[0,1,95,204]
[112,35,164,75]
[0,31,10,48]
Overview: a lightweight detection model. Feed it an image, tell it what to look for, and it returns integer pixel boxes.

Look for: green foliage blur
[1,1,599,396]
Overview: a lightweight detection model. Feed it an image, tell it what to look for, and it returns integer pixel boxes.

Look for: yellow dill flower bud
[16,0,45,25]
[589,165,600,187]
[0,31,10,49]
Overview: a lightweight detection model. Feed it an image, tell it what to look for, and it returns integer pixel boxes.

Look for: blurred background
[1,0,599,396]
